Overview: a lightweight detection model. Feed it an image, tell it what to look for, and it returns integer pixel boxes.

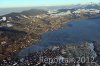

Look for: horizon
[0,0,100,8]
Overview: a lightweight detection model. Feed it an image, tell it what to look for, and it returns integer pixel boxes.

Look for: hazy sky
[0,0,100,8]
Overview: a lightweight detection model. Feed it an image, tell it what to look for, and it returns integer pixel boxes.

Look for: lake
[19,18,100,57]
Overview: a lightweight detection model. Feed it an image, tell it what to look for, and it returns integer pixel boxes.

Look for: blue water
[19,18,100,56]
[43,18,100,44]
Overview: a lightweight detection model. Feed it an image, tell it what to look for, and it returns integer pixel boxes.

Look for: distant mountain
[0,9,48,21]
[0,3,100,21]
[21,9,47,16]
[84,4,100,9]
[57,9,76,13]
[74,3,100,9]
[0,7,33,16]
[57,3,100,13]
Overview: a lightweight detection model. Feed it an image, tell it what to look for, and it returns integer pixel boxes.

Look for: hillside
[0,9,48,21]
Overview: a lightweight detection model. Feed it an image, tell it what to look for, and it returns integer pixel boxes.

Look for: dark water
[19,18,100,56]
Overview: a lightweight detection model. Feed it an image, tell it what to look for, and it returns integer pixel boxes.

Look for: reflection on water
[19,18,100,56]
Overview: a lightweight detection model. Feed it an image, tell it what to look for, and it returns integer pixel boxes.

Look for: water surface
[19,18,100,56]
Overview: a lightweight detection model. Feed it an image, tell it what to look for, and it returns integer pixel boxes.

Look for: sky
[0,0,100,8]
